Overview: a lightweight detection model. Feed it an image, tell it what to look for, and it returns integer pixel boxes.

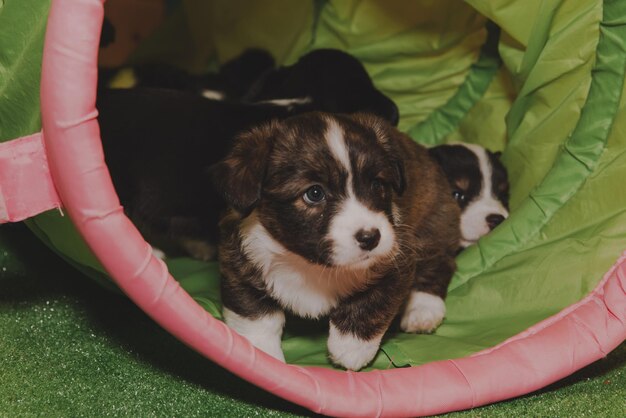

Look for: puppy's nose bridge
[355,228,381,251]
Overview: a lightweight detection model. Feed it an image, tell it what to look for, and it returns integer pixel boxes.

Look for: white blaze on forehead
[323,119,395,267]
[325,119,352,174]
[459,144,509,246]
[463,144,494,198]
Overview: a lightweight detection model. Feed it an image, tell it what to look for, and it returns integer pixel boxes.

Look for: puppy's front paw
[327,323,382,371]
[400,291,446,333]
[223,308,286,362]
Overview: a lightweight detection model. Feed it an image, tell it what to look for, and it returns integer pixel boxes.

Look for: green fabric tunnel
[2,0,626,372]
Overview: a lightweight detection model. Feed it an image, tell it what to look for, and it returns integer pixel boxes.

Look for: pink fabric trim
[39,1,626,416]
[0,132,61,223]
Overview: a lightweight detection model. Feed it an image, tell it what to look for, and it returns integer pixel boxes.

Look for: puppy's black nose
[486,214,506,230]
[355,228,381,251]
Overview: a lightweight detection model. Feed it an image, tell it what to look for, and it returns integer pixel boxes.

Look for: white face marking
[325,120,352,171]
[327,323,383,371]
[328,197,395,268]
[240,212,371,319]
[259,96,312,107]
[240,212,286,276]
[400,291,446,333]
[223,308,285,362]
[459,144,509,246]
[324,120,396,268]
[201,89,226,100]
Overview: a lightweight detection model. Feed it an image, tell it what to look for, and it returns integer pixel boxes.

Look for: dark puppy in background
[121,49,399,126]
[98,88,293,260]
[98,50,399,260]
[241,49,399,125]
[132,49,276,102]
[429,143,509,248]
[213,112,460,370]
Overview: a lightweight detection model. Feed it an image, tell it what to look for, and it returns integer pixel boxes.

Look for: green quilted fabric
[1,0,624,369]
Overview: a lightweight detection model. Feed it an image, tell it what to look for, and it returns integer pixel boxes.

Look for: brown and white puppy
[429,144,509,248]
[98,51,399,262]
[212,112,460,370]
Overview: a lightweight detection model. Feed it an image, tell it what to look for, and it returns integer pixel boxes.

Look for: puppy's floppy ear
[389,158,406,196]
[377,123,406,195]
[378,133,406,196]
[209,122,279,215]
[493,150,503,158]
[428,145,460,182]
[352,112,406,195]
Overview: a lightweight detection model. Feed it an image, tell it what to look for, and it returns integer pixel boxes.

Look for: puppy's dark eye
[452,190,466,202]
[371,178,385,194]
[303,185,326,205]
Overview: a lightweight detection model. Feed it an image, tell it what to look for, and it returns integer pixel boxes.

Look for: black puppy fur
[113,48,399,126]
[242,49,399,125]
[132,49,276,101]
[99,49,399,259]
[98,88,293,259]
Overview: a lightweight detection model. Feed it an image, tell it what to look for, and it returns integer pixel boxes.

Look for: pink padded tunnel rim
[0,132,61,223]
[39,0,626,416]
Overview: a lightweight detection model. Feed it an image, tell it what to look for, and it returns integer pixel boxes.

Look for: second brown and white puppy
[212,112,460,370]
[428,144,509,248]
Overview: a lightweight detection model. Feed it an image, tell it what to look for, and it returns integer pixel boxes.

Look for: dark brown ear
[388,158,405,195]
[209,122,279,215]
[351,112,406,195]
[379,126,406,196]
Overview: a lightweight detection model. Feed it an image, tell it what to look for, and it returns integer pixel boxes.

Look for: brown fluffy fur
[213,112,460,368]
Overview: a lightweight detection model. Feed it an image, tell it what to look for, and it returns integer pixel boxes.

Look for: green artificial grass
[1,223,624,417]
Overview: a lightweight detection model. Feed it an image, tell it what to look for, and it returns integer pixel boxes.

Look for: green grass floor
[1,222,624,417]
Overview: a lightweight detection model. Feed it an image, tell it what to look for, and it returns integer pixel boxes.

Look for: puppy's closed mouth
[349,254,377,270]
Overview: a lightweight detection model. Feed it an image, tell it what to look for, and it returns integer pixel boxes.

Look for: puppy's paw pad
[327,324,381,371]
[400,291,446,333]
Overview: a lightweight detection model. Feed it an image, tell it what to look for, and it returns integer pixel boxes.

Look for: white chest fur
[240,212,370,319]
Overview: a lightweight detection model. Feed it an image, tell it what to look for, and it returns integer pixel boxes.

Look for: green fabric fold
[2,0,623,369]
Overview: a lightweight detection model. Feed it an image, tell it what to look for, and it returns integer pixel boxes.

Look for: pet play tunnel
[1,0,625,416]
